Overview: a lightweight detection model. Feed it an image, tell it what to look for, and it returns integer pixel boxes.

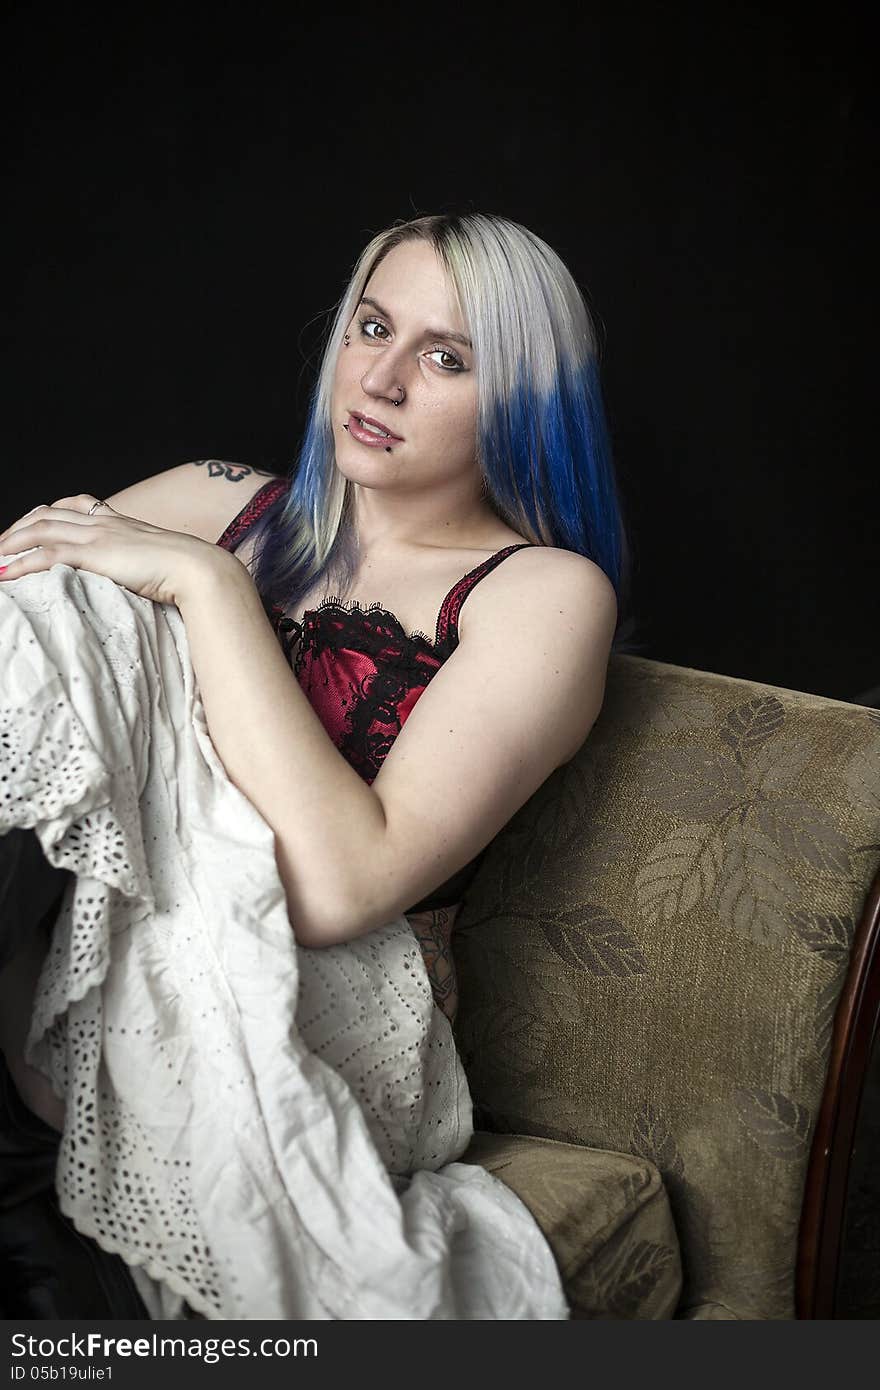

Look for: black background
[3,3,875,702]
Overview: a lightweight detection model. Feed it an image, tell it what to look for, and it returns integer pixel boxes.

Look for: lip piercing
[343,420,395,452]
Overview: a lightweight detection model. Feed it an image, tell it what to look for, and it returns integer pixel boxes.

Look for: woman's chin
[333,445,404,486]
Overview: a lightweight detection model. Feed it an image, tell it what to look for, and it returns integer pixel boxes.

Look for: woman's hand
[0,494,229,607]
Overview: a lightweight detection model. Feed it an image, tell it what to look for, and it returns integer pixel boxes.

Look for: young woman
[0,210,633,1319]
[0,210,632,1101]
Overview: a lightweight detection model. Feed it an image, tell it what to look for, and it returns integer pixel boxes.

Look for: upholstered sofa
[2,654,878,1320]
[453,653,880,1319]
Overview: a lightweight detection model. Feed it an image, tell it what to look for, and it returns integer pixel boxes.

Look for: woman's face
[331,239,479,499]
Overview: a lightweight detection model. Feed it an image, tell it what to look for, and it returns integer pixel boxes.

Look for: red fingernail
[0,567,7,574]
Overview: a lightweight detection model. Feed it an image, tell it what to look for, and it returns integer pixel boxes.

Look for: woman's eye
[360,318,389,342]
[428,348,465,372]
[357,318,465,372]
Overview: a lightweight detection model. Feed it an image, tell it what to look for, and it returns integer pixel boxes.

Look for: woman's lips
[347,412,404,446]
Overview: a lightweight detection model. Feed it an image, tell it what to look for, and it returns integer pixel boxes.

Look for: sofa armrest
[798,861,880,1315]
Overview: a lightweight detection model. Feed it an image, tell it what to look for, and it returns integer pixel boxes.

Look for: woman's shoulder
[103,460,284,545]
[461,540,617,640]
[471,522,612,583]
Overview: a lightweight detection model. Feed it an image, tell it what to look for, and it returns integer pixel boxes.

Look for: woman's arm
[177,546,617,947]
[103,460,281,543]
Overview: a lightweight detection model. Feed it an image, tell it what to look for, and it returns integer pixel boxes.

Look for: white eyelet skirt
[0,562,568,1321]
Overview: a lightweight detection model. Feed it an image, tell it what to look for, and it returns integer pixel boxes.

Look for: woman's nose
[359,347,409,400]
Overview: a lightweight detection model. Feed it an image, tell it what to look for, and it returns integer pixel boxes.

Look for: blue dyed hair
[247,212,638,652]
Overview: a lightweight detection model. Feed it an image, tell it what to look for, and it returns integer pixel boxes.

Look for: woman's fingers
[0,505,46,550]
[0,506,202,606]
[0,496,115,551]
[0,513,105,574]
[0,506,100,552]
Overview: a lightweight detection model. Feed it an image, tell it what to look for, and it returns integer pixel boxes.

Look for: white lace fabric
[0,563,568,1321]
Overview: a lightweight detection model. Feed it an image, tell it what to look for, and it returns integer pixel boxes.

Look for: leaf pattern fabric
[453,654,880,1318]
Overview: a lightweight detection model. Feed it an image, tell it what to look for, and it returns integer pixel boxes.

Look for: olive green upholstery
[453,654,880,1319]
[460,1132,682,1318]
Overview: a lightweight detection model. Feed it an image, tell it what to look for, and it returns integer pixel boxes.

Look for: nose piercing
[342,333,403,445]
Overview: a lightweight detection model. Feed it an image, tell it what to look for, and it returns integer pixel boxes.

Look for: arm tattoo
[191,460,279,484]
[406,905,461,1023]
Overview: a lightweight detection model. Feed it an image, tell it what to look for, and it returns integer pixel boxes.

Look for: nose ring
[342,332,403,435]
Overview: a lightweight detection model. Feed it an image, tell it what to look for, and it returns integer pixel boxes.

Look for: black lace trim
[270,594,447,674]
[308,595,436,648]
[269,541,534,670]
[272,610,304,667]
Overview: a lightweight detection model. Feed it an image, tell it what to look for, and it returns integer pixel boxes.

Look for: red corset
[216,476,533,911]
[282,604,445,785]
